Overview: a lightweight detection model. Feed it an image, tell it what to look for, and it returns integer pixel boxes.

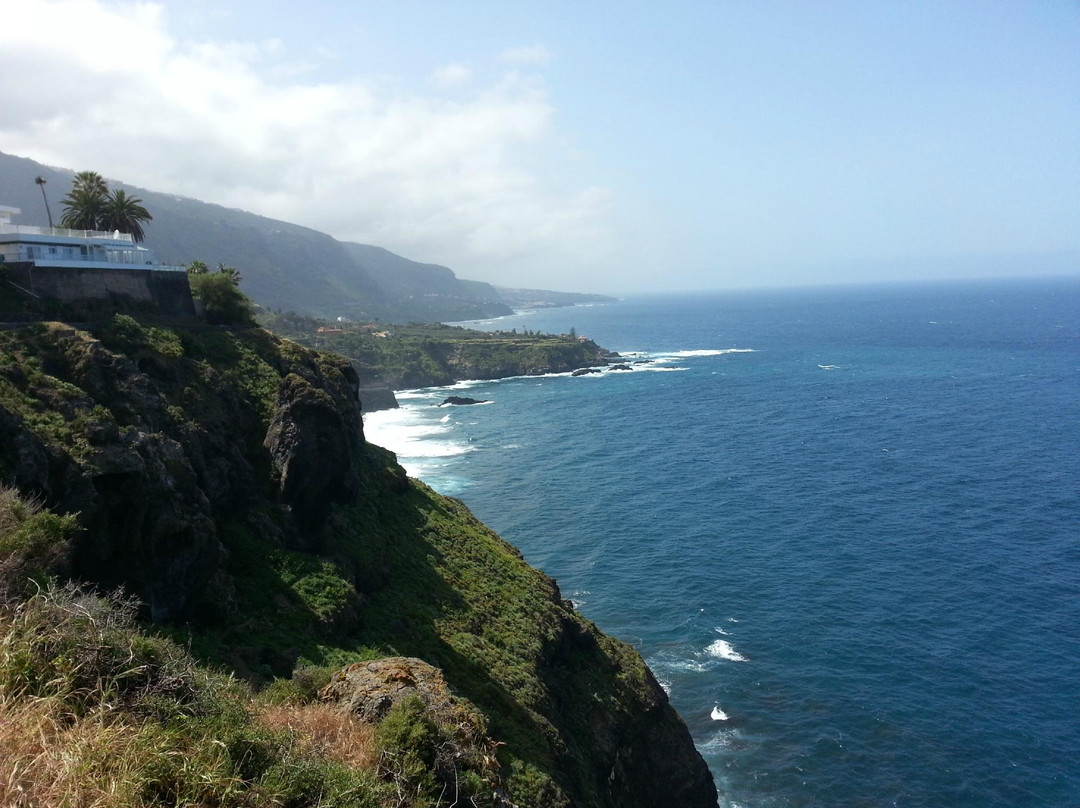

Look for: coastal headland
[0,315,717,807]
[260,312,621,410]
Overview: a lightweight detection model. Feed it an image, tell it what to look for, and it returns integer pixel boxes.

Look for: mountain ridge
[0,151,613,323]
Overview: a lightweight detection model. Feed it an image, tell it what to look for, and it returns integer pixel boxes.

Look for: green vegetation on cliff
[0,316,716,807]
[259,311,611,393]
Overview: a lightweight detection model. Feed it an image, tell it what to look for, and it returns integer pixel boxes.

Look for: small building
[0,204,196,317]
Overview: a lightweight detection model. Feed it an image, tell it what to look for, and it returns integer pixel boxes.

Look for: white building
[0,203,194,316]
[0,204,174,271]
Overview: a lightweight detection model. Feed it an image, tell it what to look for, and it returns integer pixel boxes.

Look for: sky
[1,0,1077,293]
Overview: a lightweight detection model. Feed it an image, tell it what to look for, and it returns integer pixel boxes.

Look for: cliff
[0,316,716,807]
[260,315,615,403]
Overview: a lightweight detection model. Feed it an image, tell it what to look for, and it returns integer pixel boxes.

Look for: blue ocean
[363,277,1080,808]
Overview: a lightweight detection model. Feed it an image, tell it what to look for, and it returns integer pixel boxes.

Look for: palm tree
[216,263,242,285]
[34,176,53,228]
[60,186,107,230]
[101,189,153,243]
[61,171,110,231]
[73,171,107,197]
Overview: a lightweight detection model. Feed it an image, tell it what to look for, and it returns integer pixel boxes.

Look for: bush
[261,665,335,706]
[190,272,256,325]
[375,696,441,804]
[374,695,505,808]
[0,583,209,714]
[0,485,77,601]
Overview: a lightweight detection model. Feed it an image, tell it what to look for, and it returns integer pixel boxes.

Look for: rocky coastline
[0,316,718,807]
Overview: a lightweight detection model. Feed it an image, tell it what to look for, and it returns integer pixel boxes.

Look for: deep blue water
[364,277,1080,807]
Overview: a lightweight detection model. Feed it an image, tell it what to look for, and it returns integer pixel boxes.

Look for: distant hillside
[341,242,509,322]
[496,286,617,309]
[0,151,605,322]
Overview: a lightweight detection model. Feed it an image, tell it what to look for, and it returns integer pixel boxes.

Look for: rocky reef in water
[0,316,717,807]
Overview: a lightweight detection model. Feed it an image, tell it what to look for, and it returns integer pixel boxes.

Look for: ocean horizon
[364,275,1080,807]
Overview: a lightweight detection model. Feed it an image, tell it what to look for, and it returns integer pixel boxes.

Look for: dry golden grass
[0,694,254,808]
[0,696,380,808]
[259,702,376,771]
[0,696,145,808]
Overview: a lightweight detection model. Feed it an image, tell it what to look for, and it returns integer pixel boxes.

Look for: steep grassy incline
[0,317,716,808]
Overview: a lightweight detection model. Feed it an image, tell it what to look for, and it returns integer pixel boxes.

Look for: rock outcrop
[358,384,399,412]
[439,395,489,406]
[322,657,466,723]
[264,368,364,533]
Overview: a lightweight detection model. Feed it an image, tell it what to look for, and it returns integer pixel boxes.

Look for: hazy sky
[1,0,1077,292]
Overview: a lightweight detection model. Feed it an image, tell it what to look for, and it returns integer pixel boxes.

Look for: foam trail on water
[645,348,756,364]
[711,706,729,721]
[706,639,748,662]
[672,348,755,357]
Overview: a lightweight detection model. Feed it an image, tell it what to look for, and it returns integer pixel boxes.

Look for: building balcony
[0,223,136,243]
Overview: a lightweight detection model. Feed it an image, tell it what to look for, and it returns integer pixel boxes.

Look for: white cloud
[0,1,608,286]
[432,63,473,89]
[499,44,553,66]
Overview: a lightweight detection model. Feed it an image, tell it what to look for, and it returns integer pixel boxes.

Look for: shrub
[190,272,256,326]
[0,582,214,716]
[375,696,441,805]
[0,485,78,601]
[261,665,335,706]
[374,695,504,808]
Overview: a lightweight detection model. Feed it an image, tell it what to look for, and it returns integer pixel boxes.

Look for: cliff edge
[0,316,717,807]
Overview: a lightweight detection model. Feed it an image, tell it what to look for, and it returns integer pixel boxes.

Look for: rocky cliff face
[0,321,366,620]
[0,317,717,807]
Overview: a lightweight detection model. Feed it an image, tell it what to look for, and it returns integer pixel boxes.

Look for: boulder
[609,364,633,371]
[572,368,601,376]
[320,656,457,722]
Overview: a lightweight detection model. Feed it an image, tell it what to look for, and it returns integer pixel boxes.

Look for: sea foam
[671,348,755,357]
[706,640,748,662]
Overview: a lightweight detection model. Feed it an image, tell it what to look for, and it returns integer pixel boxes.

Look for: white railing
[0,223,136,242]
[0,254,187,272]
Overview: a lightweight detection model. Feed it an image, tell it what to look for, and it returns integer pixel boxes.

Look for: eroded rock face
[602,677,720,807]
[264,369,363,535]
[320,657,456,722]
[538,612,720,808]
[0,327,368,622]
[74,428,222,622]
[322,658,516,806]
[0,338,227,622]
